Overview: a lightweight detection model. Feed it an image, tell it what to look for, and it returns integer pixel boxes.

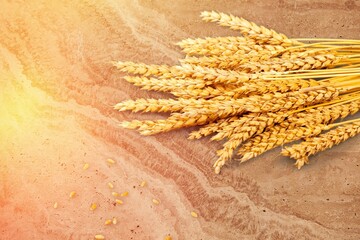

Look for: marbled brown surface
[1,0,360,239]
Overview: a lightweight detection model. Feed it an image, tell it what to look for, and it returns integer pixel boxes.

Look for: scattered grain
[90,203,97,211]
[140,181,146,187]
[69,191,76,198]
[164,235,172,240]
[121,191,129,197]
[191,211,198,218]
[83,163,89,170]
[94,234,105,240]
[106,158,116,165]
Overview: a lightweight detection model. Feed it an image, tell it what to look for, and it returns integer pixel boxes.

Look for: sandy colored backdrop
[0,0,360,239]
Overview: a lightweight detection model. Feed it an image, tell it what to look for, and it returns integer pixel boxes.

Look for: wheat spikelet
[180,54,273,71]
[231,79,320,96]
[237,124,330,163]
[113,61,172,76]
[121,112,217,135]
[123,76,207,92]
[241,86,339,112]
[180,40,286,57]
[241,54,340,72]
[176,36,250,50]
[173,79,320,99]
[188,116,240,140]
[114,98,194,113]
[282,122,360,169]
[212,112,287,141]
[115,97,238,113]
[171,84,240,99]
[213,112,287,173]
[200,11,298,46]
[115,61,254,84]
[181,52,339,72]
[286,100,360,127]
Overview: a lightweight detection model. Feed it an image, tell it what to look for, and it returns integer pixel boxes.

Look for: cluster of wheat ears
[113,11,360,174]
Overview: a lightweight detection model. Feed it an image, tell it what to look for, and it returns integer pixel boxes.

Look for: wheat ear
[282,122,360,169]
[200,11,298,46]
[121,112,218,135]
[123,76,207,92]
[286,100,360,127]
[213,112,287,174]
[237,124,330,163]
[188,116,240,140]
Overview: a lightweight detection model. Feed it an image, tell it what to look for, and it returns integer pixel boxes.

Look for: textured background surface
[1,0,360,239]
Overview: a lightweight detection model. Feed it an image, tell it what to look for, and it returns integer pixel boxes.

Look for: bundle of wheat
[114,11,360,174]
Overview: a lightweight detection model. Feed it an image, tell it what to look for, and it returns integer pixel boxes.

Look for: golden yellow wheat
[114,10,360,174]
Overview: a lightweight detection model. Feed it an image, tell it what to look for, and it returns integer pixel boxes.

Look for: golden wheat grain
[164,234,172,240]
[94,234,105,240]
[107,158,116,164]
[121,191,129,197]
[83,163,89,170]
[90,203,97,211]
[191,211,198,218]
[69,191,76,198]
[105,219,112,225]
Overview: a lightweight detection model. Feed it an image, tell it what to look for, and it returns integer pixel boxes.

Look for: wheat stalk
[282,122,360,169]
